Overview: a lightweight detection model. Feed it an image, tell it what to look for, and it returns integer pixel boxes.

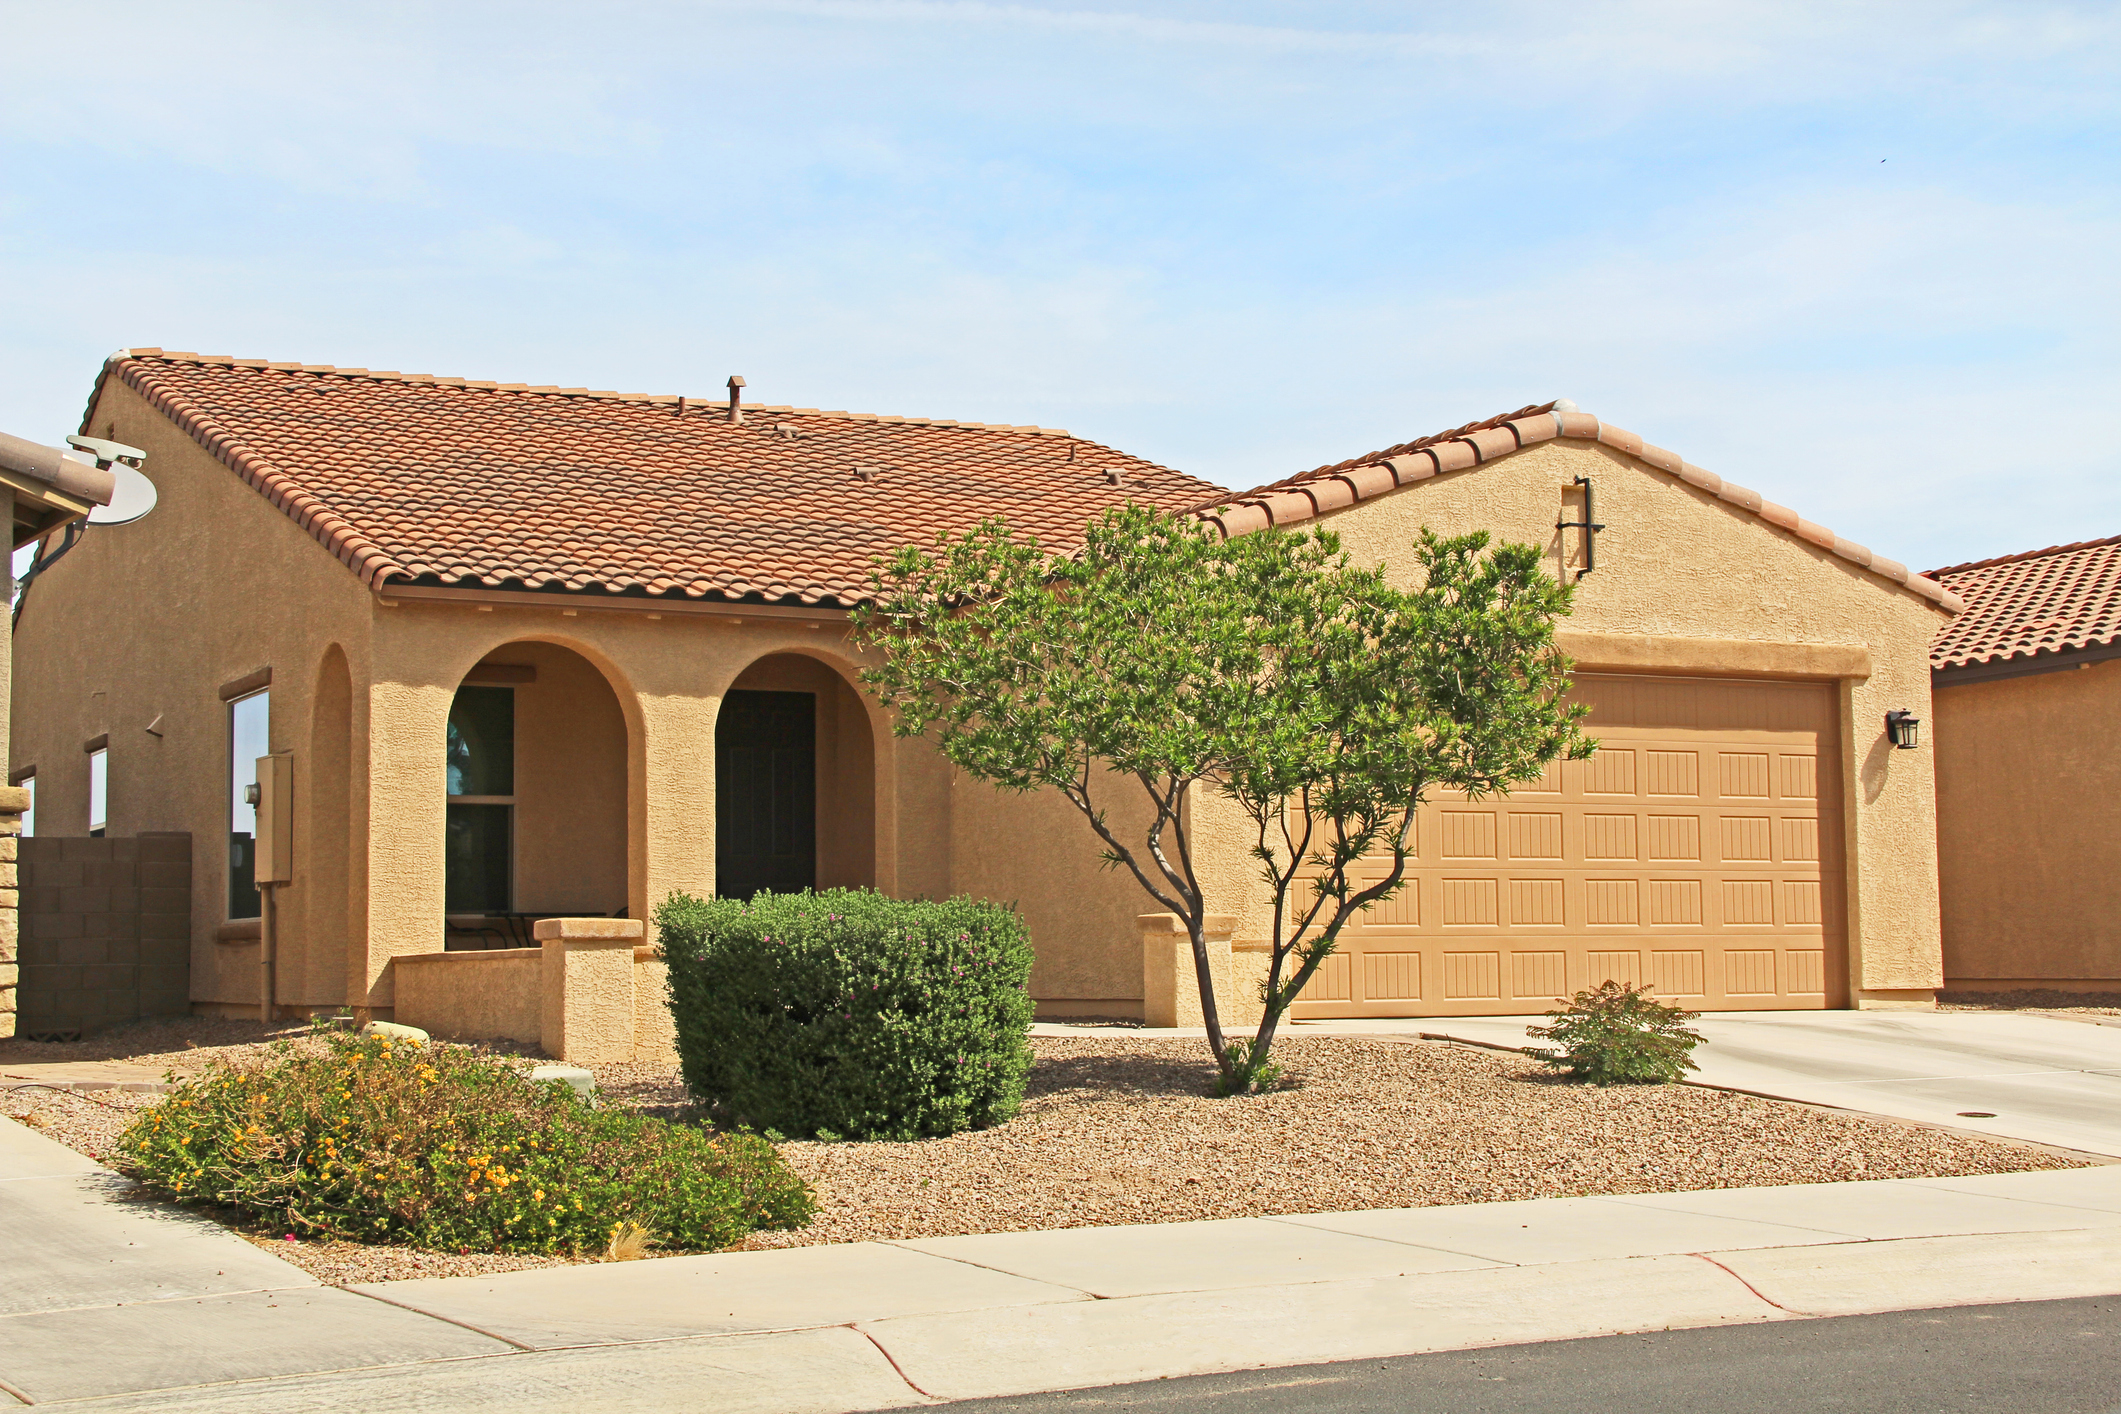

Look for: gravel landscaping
[0,1015,325,1076]
[730,1035,2084,1248]
[3,1023,2089,1282]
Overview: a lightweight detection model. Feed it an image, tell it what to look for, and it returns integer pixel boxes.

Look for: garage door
[1289,674,1846,1017]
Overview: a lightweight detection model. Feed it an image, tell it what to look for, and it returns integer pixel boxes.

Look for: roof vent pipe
[727,375,746,425]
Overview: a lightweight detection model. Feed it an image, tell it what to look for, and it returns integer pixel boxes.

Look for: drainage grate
[1956,1111,1998,1118]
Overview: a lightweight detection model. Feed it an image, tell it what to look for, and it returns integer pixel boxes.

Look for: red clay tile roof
[1188,402,1963,613]
[88,350,1222,608]
[1926,535,2121,670]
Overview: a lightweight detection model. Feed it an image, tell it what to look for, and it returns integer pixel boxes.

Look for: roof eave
[372,580,856,623]
[1933,638,2121,685]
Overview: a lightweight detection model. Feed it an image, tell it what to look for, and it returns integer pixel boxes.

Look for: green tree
[852,503,1588,1092]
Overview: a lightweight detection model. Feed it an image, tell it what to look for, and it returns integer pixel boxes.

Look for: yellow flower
[533,1189,545,1201]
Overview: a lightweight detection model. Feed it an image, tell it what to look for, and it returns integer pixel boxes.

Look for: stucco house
[1928,536,2121,997]
[11,349,1963,1044]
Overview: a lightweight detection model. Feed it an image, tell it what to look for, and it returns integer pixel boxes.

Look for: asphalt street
[930,1297,2121,1414]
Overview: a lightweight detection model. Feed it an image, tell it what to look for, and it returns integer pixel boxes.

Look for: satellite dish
[88,465,158,527]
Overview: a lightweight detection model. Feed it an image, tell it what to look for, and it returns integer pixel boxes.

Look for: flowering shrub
[117,1032,813,1253]
[658,888,1036,1140]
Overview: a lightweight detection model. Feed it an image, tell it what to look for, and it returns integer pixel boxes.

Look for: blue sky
[2,1,2115,571]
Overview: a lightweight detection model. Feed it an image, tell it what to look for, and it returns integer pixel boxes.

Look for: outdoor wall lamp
[1885,709,1921,750]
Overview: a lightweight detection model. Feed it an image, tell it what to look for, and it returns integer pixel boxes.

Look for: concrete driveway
[1391,1011,2121,1158]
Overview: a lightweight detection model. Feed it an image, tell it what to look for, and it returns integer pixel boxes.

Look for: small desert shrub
[659,888,1036,1140]
[1526,980,1705,1085]
[118,1032,813,1253]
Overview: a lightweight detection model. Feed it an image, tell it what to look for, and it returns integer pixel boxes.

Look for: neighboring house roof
[1190,401,1963,613]
[0,430,116,507]
[84,350,1221,609]
[1925,535,2121,671]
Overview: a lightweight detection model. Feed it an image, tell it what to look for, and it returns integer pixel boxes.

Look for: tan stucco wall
[948,762,1163,1012]
[10,379,377,1014]
[1934,660,2121,987]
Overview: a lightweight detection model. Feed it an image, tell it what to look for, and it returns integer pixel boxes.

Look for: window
[88,749,107,837]
[445,686,514,913]
[18,773,32,838]
[229,690,269,919]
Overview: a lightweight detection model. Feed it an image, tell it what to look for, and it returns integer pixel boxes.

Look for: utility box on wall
[17,832,192,1040]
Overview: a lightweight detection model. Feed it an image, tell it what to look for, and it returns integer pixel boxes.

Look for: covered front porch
[339,604,909,1036]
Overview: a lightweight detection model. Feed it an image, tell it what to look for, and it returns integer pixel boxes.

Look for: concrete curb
[1,1076,176,1102]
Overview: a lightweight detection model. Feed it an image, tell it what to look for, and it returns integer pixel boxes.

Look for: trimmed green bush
[118,1031,813,1253]
[659,888,1036,1140]
[1525,980,1705,1085]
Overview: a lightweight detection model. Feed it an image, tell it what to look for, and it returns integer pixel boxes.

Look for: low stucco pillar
[537,917,644,1063]
[1141,913,1267,1029]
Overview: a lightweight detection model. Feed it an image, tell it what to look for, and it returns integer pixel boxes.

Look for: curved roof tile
[1928,535,2121,670]
[91,350,1220,608]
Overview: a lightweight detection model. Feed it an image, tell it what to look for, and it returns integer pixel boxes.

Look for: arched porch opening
[444,640,629,947]
[716,652,877,900]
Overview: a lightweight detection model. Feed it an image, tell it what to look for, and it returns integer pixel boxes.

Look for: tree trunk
[1188,909,1231,1076]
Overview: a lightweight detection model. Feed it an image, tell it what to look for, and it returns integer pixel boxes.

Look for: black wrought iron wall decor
[1557,475,1606,580]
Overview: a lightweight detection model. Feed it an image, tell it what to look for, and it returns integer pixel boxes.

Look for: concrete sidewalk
[4,1115,2120,1413]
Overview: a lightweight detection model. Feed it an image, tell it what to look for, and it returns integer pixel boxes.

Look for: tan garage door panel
[1290,674,1845,1018]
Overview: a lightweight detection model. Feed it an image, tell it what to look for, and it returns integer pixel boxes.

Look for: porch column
[632,690,720,914]
[360,675,452,1016]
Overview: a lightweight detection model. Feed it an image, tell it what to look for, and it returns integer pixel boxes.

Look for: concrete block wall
[0,791,23,1038]
[17,833,192,1039]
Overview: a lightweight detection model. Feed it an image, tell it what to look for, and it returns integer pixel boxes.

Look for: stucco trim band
[1556,632,1872,681]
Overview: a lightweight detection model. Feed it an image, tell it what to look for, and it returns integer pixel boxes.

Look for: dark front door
[715,690,817,900]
